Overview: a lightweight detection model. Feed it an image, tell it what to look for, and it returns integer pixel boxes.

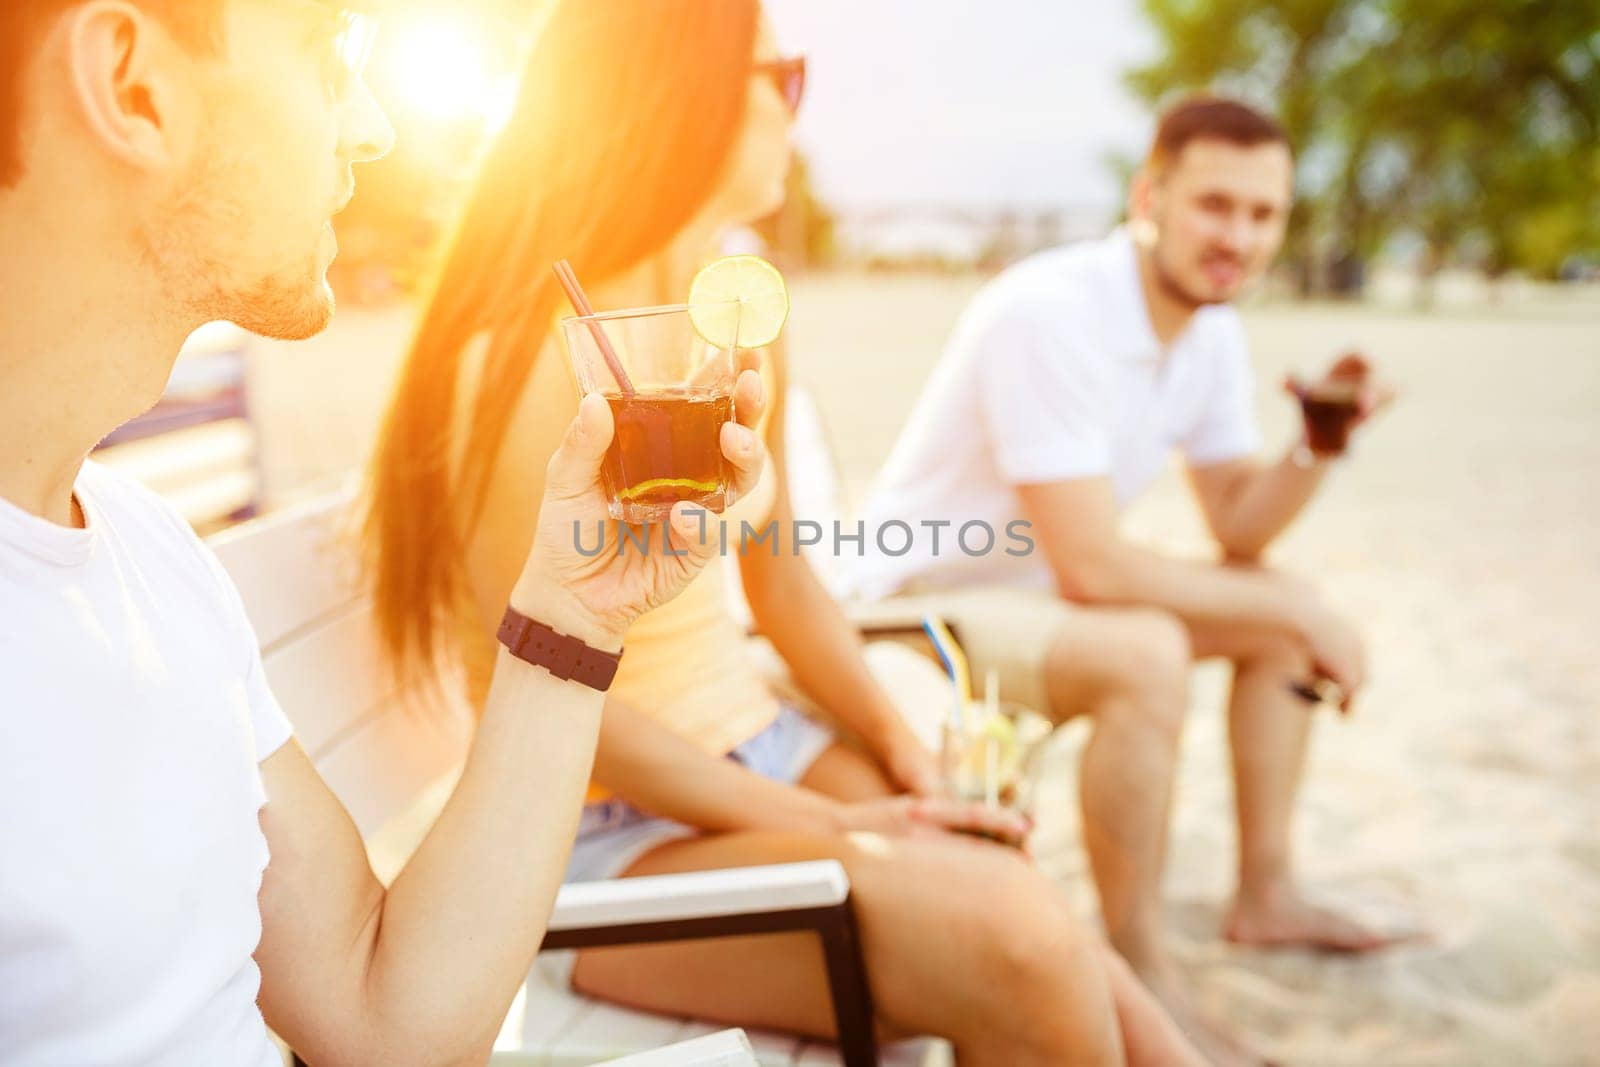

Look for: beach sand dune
[253,274,1600,1065]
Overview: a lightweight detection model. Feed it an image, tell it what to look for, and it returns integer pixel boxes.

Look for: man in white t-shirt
[854,97,1403,1060]
[0,3,768,1064]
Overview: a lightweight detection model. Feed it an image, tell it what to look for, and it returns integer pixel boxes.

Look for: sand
[250,275,1600,1066]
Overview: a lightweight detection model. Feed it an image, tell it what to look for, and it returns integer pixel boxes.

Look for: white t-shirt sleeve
[161,503,295,762]
[201,543,295,761]
[80,463,297,761]
[1183,314,1262,466]
[238,619,294,760]
[977,298,1111,485]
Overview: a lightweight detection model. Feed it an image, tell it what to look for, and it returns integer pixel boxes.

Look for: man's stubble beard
[141,131,335,342]
[1149,236,1226,312]
[225,269,335,341]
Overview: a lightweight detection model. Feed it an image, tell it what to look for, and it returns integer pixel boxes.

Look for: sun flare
[373,14,516,129]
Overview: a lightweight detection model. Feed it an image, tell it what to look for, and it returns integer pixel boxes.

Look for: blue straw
[921,615,967,730]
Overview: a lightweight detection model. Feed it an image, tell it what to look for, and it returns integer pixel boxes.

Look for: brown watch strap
[496,606,623,691]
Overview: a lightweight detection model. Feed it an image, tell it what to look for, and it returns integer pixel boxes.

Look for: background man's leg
[1039,606,1263,1066]
[1192,621,1407,951]
[1041,607,1190,977]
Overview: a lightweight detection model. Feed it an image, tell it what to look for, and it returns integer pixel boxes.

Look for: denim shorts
[561,704,836,886]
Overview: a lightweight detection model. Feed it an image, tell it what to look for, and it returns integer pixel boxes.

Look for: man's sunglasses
[334,10,381,80]
[754,55,806,115]
[289,1,380,95]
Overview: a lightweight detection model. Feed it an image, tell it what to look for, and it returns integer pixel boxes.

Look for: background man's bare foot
[1137,963,1268,1067]
[1225,884,1425,953]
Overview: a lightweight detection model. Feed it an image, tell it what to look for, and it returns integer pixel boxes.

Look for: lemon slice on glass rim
[688,255,790,349]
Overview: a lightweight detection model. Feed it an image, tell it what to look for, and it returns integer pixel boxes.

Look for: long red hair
[362,0,759,680]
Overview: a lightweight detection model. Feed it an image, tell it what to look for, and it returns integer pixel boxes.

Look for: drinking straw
[552,259,635,395]
[984,737,1000,809]
[983,669,1001,807]
[921,615,971,731]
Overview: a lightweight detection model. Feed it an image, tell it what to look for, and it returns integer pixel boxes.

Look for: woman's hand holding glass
[511,359,766,651]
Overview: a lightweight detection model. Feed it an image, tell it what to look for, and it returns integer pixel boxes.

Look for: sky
[765,0,1161,215]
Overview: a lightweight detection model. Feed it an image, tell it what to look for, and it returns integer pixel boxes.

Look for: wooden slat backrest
[209,490,472,837]
[208,488,363,649]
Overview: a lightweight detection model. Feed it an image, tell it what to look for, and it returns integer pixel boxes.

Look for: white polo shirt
[852,229,1261,597]
[0,461,291,1066]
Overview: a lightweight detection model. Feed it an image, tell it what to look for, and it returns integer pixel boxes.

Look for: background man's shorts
[875,584,1076,718]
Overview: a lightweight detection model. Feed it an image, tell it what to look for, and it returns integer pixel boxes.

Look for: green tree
[1128,0,1600,291]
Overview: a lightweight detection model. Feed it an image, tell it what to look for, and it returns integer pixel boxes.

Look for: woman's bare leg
[1096,941,1209,1066]
[793,739,901,802]
[572,744,1207,1064]
[572,827,1122,1066]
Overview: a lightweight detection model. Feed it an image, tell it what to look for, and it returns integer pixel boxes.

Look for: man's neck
[1133,244,1201,348]
[0,199,193,527]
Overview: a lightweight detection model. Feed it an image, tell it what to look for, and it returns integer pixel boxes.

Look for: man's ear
[64,2,188,171]
[1127,167,1161,245]
[1129,168,1156,221]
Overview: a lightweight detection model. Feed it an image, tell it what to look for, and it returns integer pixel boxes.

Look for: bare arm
[741,547,935,791]
[256,638,606,1066]
[738,343,935,791]
[1192,353,1397,561]
[590,696,839,832]
[1018,475,1369,705]
[586,696,1026,845]
[256,375,768,1065]
[1018,475,1314,634]
[1187,450,1330,563]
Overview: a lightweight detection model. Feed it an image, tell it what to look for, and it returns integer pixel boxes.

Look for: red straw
[553,260,635,395]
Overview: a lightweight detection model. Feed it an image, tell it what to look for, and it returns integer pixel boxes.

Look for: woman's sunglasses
[754,56,806,116]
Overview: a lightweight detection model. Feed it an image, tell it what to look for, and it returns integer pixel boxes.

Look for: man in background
[854,95,1403,1064]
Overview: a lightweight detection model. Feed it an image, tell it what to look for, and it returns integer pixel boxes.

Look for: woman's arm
[588,697,1024,844]
[589,695,1026,846]
[591,696,840,833]
[737,341,939,794]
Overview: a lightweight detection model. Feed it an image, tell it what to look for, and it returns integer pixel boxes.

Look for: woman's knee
[844,843,1119,1059]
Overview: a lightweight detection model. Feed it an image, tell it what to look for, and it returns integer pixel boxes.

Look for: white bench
[601,1031,760,1066]
[209,491,947,1066]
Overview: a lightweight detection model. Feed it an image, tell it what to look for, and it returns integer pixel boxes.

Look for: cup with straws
[920,617,1051,831]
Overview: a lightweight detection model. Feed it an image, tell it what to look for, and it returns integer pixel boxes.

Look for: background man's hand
[1284,350,1397,432]
[1295,599,1368,712]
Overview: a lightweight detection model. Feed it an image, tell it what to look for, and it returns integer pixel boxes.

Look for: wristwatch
[497,606,623,691]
